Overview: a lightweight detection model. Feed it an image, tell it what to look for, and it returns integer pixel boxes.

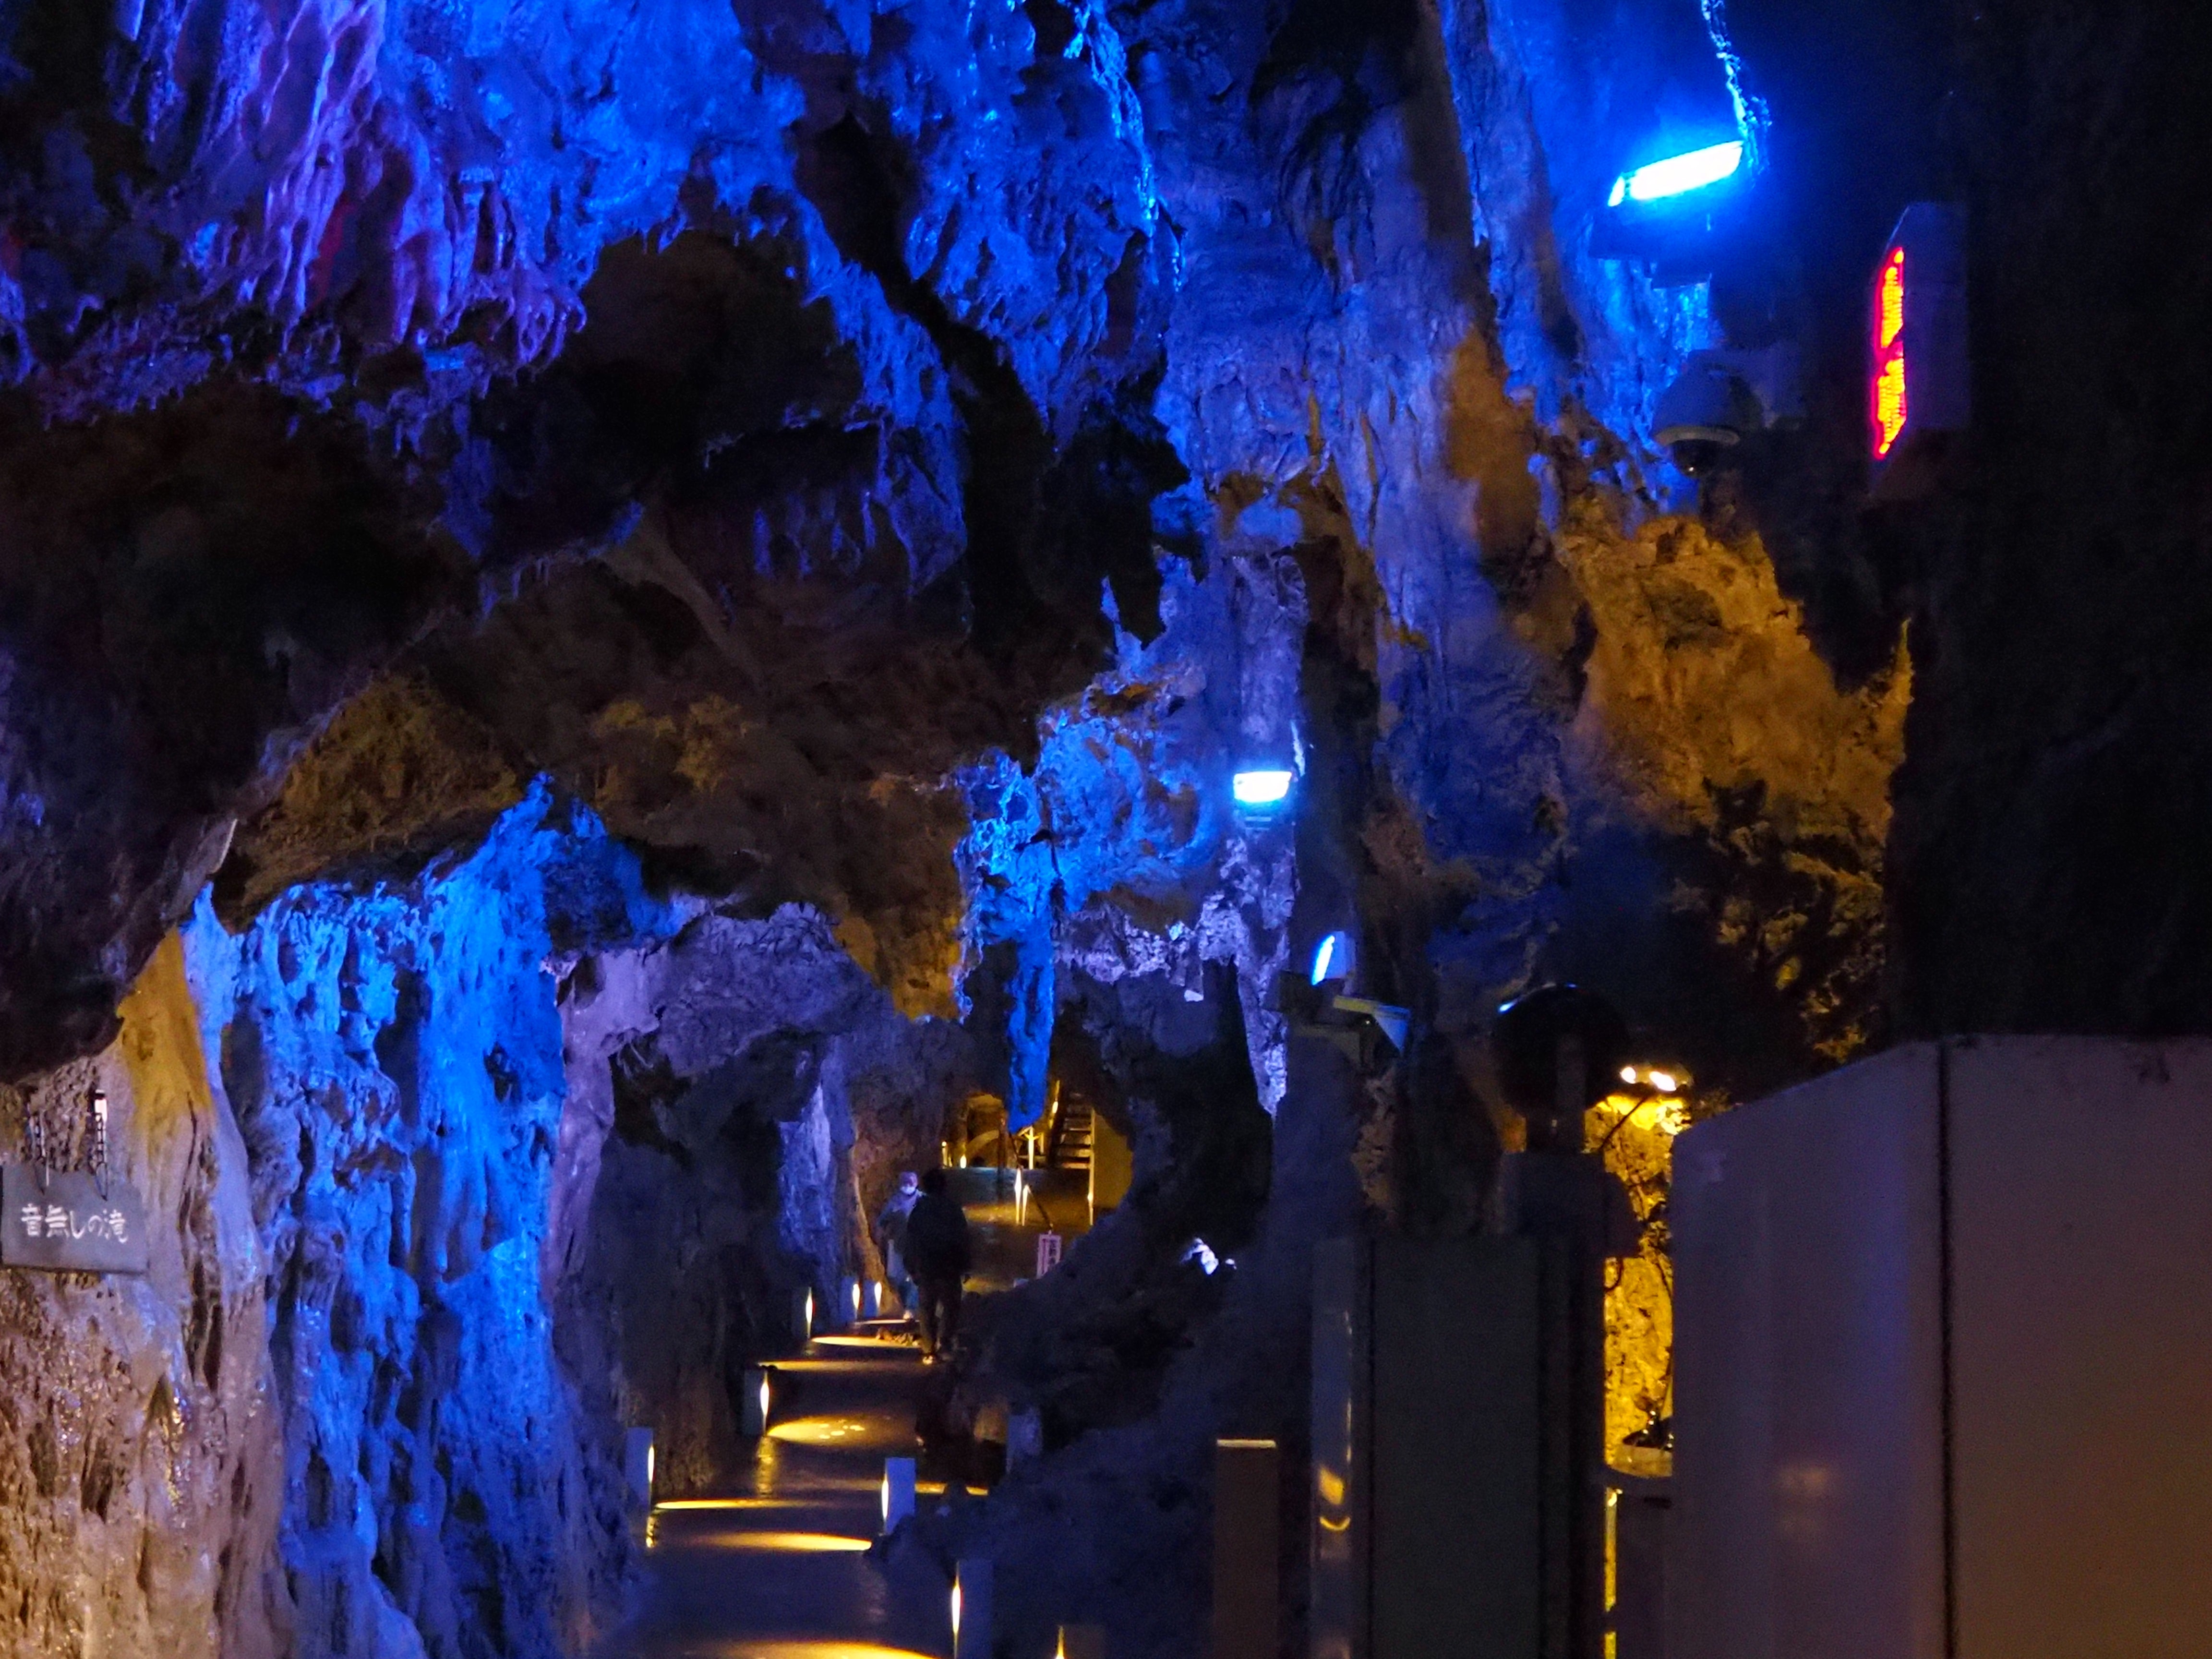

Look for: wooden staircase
[1046,1095,1094,1175]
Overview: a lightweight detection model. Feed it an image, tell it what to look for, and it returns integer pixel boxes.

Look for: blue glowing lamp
[1231,769,1295,809]
[1310,930,1356,987]
[1607,140,1743,208]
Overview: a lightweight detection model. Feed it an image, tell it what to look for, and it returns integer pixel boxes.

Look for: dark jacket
[902,1190,971,1280]
[875,1190,917,1260]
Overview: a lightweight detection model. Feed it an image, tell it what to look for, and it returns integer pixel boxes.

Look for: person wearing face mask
[875,1169,922,1320]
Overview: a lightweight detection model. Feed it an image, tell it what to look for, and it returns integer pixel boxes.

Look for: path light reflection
[768,1415,919,1453]
[703,1531,874,1553]
[710,1646,938,1659]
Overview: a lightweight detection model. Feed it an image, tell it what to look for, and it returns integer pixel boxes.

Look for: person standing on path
[874,1169,922,1317]
[901,1167,971,1361]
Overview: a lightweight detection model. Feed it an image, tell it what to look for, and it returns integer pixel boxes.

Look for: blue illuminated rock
[183,781,680,1655]
[0,0,1176,1076]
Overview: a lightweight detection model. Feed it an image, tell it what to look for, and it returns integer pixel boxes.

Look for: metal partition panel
[1370,1236,1542,1659]
[1947,1039,2212,1659]
[1312,1238,1542,1659]
[1670,1044,1946,1659]
[1311,1238,1368,1659]
[1215,1439,1282,1659]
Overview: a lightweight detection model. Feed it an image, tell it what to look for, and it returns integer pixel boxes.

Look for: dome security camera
[1651,345,1801,477]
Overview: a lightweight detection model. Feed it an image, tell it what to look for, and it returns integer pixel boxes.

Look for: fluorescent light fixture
[1231,769,1294,807]
[1310,929,1356,987]
[1609,140,1743,206]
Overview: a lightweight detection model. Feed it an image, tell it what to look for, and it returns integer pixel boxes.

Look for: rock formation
[1,0,2204,1652]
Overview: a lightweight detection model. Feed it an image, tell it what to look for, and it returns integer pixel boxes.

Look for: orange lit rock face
[214,676,525,923]
[0,938,282,1659]
[1558,515,1910,1066]
[1593,1089,1691,1468]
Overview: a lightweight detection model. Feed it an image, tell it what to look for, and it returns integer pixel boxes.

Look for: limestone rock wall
[180,783,679,1658]
[926,0,1911,1650]
[0,0,1180,1077]
[0,937,281,1659]
[555,905,974,1497]
[0,780,957,1657]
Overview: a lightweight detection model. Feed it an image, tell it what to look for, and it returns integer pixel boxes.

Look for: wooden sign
[1,1164,149,1274]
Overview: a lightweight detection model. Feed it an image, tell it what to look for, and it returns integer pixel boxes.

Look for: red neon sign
[1871,245,1908,459]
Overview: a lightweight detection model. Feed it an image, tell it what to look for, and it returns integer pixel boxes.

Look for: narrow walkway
[606,1328,951,1659]
[601,1175,1097,1658]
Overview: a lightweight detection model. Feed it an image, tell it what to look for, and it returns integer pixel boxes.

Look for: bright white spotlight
[952,1560,993,1659]
[881,1457,917,1533]
[1648,1070,1679,1094]
[1611,140,1743,205]
[1231,769,1294,807]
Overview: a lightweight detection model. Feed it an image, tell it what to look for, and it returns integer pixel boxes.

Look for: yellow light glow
[707,1531,874,1553]
[759,1374,772,1423]
[765,1358,887,1376]
[767,1416,919,1452]
[724,1646,938,1659]
[1877,247,1906,349]
[1316,1467,1346,1506]
[1619,1065,1638,1084]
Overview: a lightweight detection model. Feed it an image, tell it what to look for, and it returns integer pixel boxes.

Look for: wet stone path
[599,1328,953,1659]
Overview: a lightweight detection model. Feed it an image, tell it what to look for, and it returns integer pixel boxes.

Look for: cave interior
[0,0,2207,1654]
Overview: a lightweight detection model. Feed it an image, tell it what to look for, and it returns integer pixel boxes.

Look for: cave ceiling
[0,0,1181,1075]
[0,0,1966,1108]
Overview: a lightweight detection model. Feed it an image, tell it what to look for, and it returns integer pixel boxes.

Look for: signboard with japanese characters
[1,1163,149,1274]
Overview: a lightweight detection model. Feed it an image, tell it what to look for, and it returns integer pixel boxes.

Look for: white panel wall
[1673,1037,2212,1659]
